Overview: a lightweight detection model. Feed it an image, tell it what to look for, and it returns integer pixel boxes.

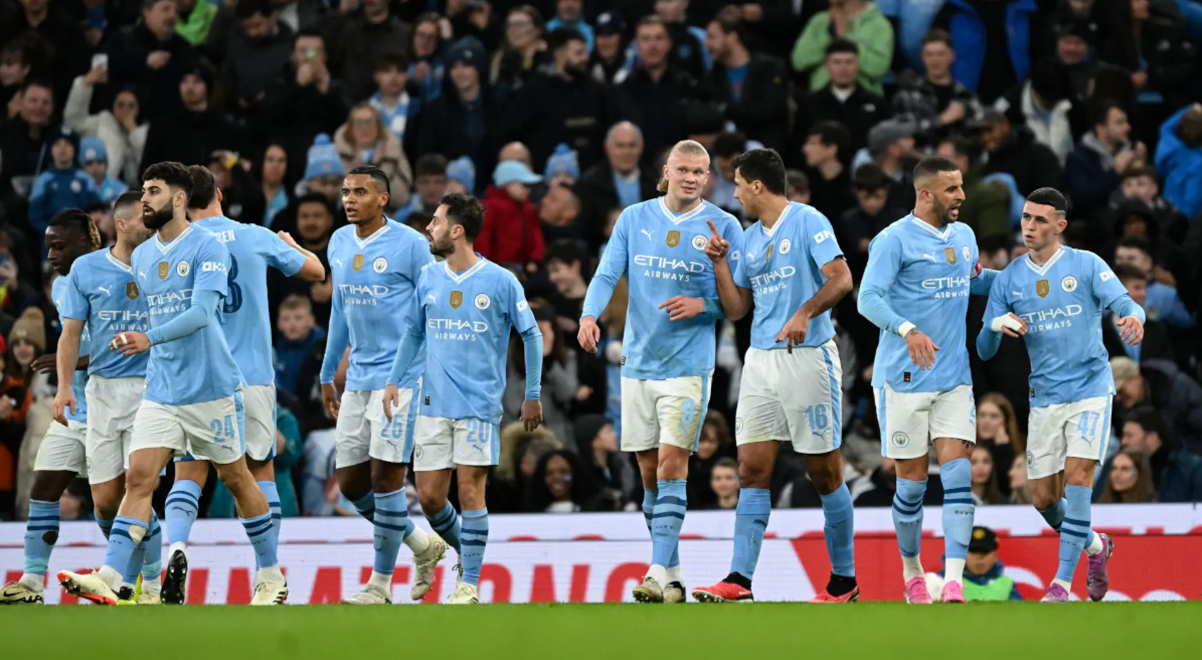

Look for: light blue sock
[730,488,770,580]
[641,489,681,569]
[164,480,202,546]
[429,501,461,553]
[124,512,161,585]
[940,458,975,562]
[819,484,856,578]
[373,489,414,575]
[1040,498,1098,547]
[104,515,146,576]
[122,536,145,585]
[351,492,376,522]
[892,479,926,558]
[652,480,686,568]
[256,481,282,571]
[23,500,60,577]
[1057,486,1092,584]
[142,513,163,583]
[239,512,278,569]
[461,508,489,586]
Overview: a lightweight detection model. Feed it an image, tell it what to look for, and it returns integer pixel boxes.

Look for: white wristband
[990,314,1023,333]
[897,321,916,337]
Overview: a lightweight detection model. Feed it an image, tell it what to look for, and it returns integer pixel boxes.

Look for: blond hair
[279,294,312,313]
[657,140,710,193]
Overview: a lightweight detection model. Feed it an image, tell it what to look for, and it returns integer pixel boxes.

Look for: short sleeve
[194,236,231,296]
[861,230,903,292]
[803,209,844,269]
[256,226,306,277]
[59,265,91,321]
[1089,253,1126,309]
[507,274,537,334]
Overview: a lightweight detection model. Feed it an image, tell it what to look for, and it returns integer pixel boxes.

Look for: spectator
[259,143,291,227]
[1066,102,1144,221]
[995,57,1085,165]
[102,0,200,121]
[546,0,593,52]
[802,121,856,223]
[29,127,100,238]
[0,38,33,111]
[704,457,740,510]
[705,14,789,153]
[639,0,710,81]
[479,161,545,269]
[975,110,1064,196]
[63,67,149,187]
[1114,406,1202,503]
[503,28,607,172]
[413,37,498,189]
[203,150,265,225]
[839,163,891,280]
[545,144,579,189]
[1054,17,1099,100]
[576,122,656,250]
[1110,162,1189,244]
[263,28,348,181]
[333,104,412,210]
[1154,104,1202,220]
[975,392,1023,488]
[490,5,548,102]
[893,30,980,142]
[0,79,54,194]
[1099,447,1157,502]
[689,410,736,508]
[1112,356,1202,454]
[863,120,918,212]
[785,169,810,204]
[1113,236,1193,331]
[274,294,325,396]
[331,0,412,104]
[140,65,241,171]
[539,184,583,244]
[390,153,445,224]
[706,131,747,217]
[79,137,129,203]
[575,414,628,510]
[589,11,628,85]
[933,0,1040,104]
[795,39,889,156]
[1098,0,1198,120]
[1104,263,1175,363]
[446,156,475,195]
[791,0,893,96]
[0,0,88,96]
[610,16,705,170]
[367,53,416,151]
[935,527,1022,601]
[970,445,1005,505]
[490,423,562,512]
[273,192,336,325]
[1008,455,1031,504]
[222,0,295,116]
[524,449,600,513]
[407,13,446,109]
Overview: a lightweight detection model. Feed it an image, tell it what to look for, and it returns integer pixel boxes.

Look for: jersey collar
[353,220,391,249]
[1023,247,1066,276]
[444,256,486,284]
[657,197,706,225]
[760,203,795,238]
[909,215,952,241]
[106,249,132,273]
[155,225,193,254]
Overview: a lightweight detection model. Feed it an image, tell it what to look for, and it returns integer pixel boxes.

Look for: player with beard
[59,162,286,606]
[320,166,447,605]
[578,140,743,603]
[857,157,999,604]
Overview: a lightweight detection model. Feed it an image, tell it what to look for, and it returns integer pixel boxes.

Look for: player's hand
[321,383,341,420]
[776,310,811,353]
[521,399,543,431]
[578,315,601,352]
[659,296,704,321]
[382,384,399,423]
[904,327,940,370]
[1117,315,1144,345]
[31,353,57,374]
[704,219,729,262]
[52,390,76,427]
[989,312,1028,338]
[110,331,151,356]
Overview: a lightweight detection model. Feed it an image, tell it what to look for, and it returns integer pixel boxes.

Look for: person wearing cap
[932,527,1022,601]
[858,120,919,211]
[478,160,545,270]
[100,0,200,122]
[29,127,101,238]
[590,11,630,85]
[544,144,580,188]
[706,13,789,154]
[79,136,130,203]
[1053,17,1099,99]
[413,37,499,187]
[445,156,476,195]
[545,0,594,52]
[139,65,241,173]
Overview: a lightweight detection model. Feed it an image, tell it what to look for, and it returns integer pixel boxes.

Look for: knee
[738,461,772,490]
[1031,490,1060,512]
[126,466,159,496]
[808,464,842,496]
[417,481,445,513]
[29,475,65,503]
[92,493,121,519]
[337,471,370,502]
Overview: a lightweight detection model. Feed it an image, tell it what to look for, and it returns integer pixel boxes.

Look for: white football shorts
[736,341,843,454]
[334,385,420,469]
[620,372,712,453]
[84,375,143,484]
[1026,396,1113,480]
[241,384,277,462]
[131,392,245,465]
[33,420,87,476]
[412,415,500,471]
[875,383,976,460]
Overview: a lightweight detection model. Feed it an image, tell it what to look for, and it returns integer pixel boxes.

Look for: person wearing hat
[139,64,241,173]
[589,11,629,85]
[445,156,476,195]
[79,136,130,203]
[413,37,499,187]
[544,143,580,188]
[29,126,101,238]
[931,527,1022,601]
[478,160,545,270]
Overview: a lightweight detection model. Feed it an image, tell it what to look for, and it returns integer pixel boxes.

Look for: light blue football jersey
[581,197,743,379]
[411,257,538,421]
[733,202,844,350]
[192,215,306,387]
[50,275,89,423]
[131,225,242,406]
[326,220,433,391]
[860,215,990,393]
[58,249,149,380]
[983,247,1135,407]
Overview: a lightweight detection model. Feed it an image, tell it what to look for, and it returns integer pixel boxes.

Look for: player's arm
[579,208,631,352]
[273,228,325,282]
[704,219,752,320]
[510,279,544,431]
[53,318,85,425]
[857,232,940,369]
[969,264,1000,295]
[977,274,1026,361]
[320,255,350,418]
[1093,256,1146,345]
[779,214,853,346]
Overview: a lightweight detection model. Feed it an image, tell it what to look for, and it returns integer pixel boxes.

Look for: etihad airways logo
[922,275,971,299]
[1018,304,1083,333]
[749,266,796,290]
[429,318,489,333]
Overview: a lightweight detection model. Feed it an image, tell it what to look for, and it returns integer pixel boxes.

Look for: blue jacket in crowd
[29,167,101,234]
[1156,106,1202,219]
[940,0,1037,93]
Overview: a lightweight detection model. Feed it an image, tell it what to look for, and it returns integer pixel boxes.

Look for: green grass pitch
[3,602,1201,659]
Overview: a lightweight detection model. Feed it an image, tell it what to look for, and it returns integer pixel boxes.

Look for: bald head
[606,121,644,174]
[499,142,532,169]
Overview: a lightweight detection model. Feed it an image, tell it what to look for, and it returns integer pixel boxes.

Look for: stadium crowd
[1,0,1201,522]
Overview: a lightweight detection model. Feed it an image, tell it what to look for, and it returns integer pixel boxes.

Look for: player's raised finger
[706,219,720,237]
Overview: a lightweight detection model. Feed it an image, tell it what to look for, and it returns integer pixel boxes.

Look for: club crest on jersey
[176,261,190,277]
[125,282,139,299]
[1061,275,1078,292]
[666,230,680,248]
[158,261,169,280]
[962,246,970,261]
[691,234,707,250]
[766,244,775,262]
[1037,279,1050,298]
[353,254,365,272]
[780,239,792,255]
[373,257,387,273]
[450,290,463,309]
[944,247,957,265]
[475,293,491,310]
